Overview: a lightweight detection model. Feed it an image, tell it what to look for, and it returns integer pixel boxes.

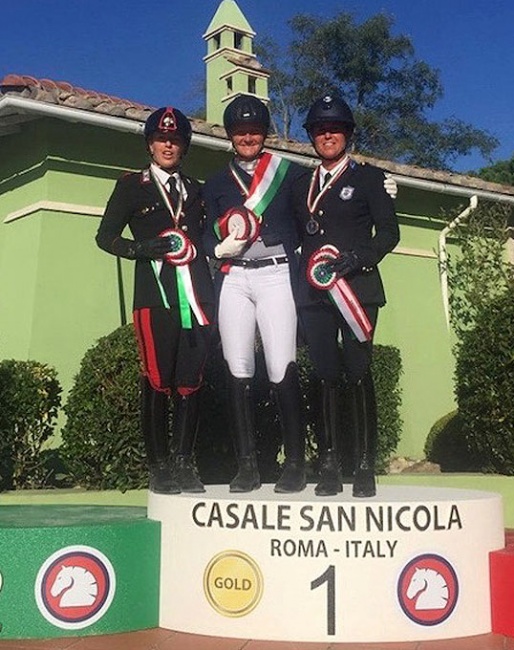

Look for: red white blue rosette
[159,228,197,266]
[307,245,340,290]
[216,206,261,243]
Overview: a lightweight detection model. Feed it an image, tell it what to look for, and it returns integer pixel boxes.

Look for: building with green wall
[1,0,513,460]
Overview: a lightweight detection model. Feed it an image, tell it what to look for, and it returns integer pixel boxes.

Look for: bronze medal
[306,218,320,235]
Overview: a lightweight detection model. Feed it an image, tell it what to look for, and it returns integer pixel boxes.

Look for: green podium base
[0,505,160,639]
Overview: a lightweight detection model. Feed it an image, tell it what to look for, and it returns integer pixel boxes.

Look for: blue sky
[1,0,513,174]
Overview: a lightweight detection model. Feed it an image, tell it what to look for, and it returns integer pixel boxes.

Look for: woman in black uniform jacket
[96,107,214,494]
[295,95,400,498]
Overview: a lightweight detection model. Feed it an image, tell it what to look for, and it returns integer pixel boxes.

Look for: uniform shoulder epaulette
[140,168,152,184]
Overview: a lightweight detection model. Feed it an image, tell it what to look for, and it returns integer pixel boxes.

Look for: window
[234,31,243,49]
[227,77,233,94]
[213,33,221,50]
[248,77,256,94]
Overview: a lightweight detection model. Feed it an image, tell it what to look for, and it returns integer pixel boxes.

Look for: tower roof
[203,0,255,37]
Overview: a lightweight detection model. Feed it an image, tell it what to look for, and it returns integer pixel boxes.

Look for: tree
[256,12,498,170]
[475,155,514,186]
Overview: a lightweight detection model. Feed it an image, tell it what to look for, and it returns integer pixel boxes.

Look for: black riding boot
[273,363,306,493]
[228,375,260,493]
[351,371,377,498]
[140,377,179,495]
[315,380,343,496]
[172,391,205,493]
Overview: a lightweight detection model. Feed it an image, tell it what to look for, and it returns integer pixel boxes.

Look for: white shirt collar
[150,162,177,187]
[319,154,350,184]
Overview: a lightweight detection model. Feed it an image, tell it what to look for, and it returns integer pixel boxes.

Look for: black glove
[326,250,361,277]
[131,236,173,260]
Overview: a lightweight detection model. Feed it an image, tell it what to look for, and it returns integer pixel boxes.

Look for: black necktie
[167,174,180,205]
[323,172,332,188]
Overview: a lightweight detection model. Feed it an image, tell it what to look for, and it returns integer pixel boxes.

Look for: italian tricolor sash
[242,152,291,216]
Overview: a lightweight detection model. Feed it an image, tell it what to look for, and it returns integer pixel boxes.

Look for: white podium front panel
[148,484,504,643]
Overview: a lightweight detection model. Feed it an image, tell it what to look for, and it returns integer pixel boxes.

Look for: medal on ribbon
[148,169,209,329]
[307,245,372,343]
[305,156,351,236]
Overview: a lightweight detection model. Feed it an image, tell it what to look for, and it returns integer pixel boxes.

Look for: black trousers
[133,305,213,395]
[299,303,378,385]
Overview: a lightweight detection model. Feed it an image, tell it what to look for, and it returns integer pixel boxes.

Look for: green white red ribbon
[146,171,209,329]
[244,152,290,216]
[217,152,291,241]
[307,245,372,343]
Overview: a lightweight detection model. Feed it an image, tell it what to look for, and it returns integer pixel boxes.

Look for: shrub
[60,325,143,491]
[455,293,514,474]
[61,325,403,489]
[424,410,481,472]
[372,344,403,471]
[0,360,62,490]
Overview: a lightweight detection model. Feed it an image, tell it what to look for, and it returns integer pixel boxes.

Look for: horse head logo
[50,564,98,607]
[406,567,449,610]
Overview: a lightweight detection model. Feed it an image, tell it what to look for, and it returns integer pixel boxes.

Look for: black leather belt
[230,256,289,269]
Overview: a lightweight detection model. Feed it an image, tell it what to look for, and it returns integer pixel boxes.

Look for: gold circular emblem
[204,550,263,617]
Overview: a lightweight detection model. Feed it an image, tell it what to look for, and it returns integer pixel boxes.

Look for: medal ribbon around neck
[151,166,184,226]
[306,154,350,216]
[149,168,209,329]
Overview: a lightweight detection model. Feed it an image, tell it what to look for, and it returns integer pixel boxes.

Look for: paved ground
[0,629,513,650]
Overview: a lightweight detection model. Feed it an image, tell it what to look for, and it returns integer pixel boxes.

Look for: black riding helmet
[144,107,192,151]
[223,95,270,135]
[303,95,355,140]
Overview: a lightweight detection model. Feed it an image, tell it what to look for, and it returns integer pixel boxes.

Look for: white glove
[384,174,398,199]
[214,229,248,259]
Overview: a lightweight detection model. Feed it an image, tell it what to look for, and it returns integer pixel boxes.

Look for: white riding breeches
[218,262,297,384]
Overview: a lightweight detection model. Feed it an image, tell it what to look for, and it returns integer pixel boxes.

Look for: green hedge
[455,292,514,474]
[60,324,143,491]
[0,360,62,490]
[61,325,403,490]
[424,410,481,472]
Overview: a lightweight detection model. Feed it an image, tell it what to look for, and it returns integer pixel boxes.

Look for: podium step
[0,505,160,639]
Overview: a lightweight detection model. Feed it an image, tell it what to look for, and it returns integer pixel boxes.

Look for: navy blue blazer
[293,161,400,308]
[202,159,308,265]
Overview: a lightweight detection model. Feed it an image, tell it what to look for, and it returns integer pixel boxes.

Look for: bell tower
[203,0,270,126]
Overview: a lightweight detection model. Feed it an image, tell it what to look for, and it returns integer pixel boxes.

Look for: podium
[0,505,160,639]
[148,484,504,643]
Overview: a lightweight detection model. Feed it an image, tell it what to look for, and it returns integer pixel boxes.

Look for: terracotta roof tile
[1,73,513,196]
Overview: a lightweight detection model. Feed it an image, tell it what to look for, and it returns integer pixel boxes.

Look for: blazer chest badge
[339,186,355,201]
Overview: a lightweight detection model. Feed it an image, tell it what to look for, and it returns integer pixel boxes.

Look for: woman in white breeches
[218,263,297,384]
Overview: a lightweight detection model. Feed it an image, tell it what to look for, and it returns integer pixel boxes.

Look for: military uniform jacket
[96,169,214,310]
[294,161,400,308]
[202,159,307,268]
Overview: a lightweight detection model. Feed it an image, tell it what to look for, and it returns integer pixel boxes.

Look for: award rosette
[160,228,197,266]
[307,245,373,343]
[215,206,261,243]
[306,245,340,290]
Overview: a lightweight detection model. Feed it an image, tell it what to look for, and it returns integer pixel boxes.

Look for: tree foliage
[256,11,497,169]
[447,202,513,339]
[475,155,514,186]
